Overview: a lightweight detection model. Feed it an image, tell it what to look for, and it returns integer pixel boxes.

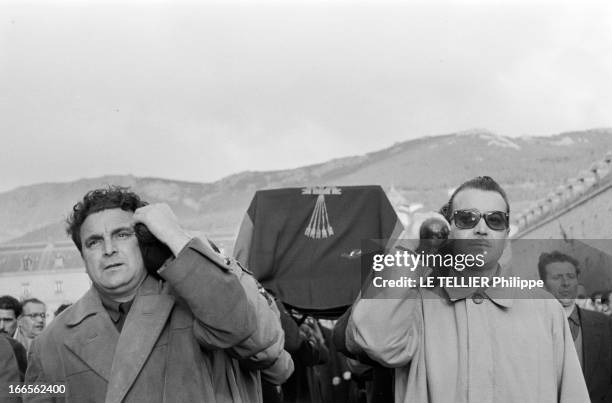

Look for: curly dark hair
[66,186,147,252]
[537,251,580,281]
[0,295,22,317]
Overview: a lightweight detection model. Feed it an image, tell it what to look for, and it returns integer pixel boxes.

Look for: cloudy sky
[1,0,611,192]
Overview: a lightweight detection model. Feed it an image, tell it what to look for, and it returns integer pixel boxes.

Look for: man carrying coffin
[341,176,589,403]
[25,186,291,402]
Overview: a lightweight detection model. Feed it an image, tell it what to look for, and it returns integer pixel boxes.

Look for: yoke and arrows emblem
[302,186,342,239]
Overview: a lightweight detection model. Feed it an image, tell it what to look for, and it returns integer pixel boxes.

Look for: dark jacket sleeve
[1,335,23,402]
[606,315,612,401]
[333,307,353,358]
[276,301,328,366]
[278,301,303,353]
[6,337,27,380]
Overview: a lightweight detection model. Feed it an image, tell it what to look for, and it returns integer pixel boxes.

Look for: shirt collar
[97,291,134,323]
[98,290,122,314]
[95,285,136,322]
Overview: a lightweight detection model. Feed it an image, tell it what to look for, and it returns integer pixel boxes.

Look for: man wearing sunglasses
[342,176,589,403]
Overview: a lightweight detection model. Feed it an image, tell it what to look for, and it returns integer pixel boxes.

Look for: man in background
[575,284,595,311]
[0,295,21,337]
[0,295,28,378]
[539,251,612,402]
[14,298,46,353]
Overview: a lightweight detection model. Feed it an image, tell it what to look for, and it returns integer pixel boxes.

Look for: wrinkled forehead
[544,261,578,276]
[80,208,136,238]
[451,189,508,213]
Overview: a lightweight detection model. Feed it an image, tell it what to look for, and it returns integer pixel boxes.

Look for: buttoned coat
[578,307,612,402]
[24,238,290,403]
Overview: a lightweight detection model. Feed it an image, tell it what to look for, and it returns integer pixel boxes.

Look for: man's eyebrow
[83,233,104,244]
[83,226,134,244]
[110,226,135,236]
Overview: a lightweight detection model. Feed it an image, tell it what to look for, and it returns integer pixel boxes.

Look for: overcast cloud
[1,0,611,192]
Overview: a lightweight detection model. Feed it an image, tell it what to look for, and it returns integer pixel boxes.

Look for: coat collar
[105,276,174,403]
[64,286,107,327]
[64,276,164,327]
[63,287,119,381]
[63,276,175,401]
[442,264,514,308]
[443,283,515,308]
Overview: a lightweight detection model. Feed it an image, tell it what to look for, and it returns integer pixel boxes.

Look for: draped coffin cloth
[234,186,403,311]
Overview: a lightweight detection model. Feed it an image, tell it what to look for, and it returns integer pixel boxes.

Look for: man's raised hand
[134,203,192,256]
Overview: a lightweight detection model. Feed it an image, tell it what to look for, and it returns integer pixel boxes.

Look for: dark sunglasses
[451,209,509,231]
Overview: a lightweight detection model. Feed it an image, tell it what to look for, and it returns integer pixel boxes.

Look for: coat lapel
[105,278,175,403]
[63,287,119,382]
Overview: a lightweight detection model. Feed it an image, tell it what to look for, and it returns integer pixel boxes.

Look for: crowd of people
[579,289,612,315]
[1,177,611,402]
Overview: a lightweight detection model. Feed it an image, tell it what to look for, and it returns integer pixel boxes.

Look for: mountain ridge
[2,129,611,244]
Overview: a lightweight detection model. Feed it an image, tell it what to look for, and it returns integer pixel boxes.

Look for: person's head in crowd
[591,291,611,314]
[417,216,449,254]
[538,251,579,309]
[592,291,604,312]
[66,186,148,302]
[599,292,611,314]
[575,284,593,310]
[19,298,46,339]
[603,293,612,315]
[606,291,612,315]
[443,176,510,273]
[54,303,72,317]
[0,295,21,335]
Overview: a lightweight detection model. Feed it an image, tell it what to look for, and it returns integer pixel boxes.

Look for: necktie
[568,317,579,341]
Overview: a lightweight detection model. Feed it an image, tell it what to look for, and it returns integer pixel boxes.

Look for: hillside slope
[2,129,610,244]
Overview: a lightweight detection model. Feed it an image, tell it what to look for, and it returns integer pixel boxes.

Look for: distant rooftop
[512,151,612,237]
